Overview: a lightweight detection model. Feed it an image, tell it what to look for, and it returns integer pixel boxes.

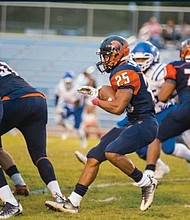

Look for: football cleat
[13,185,29,196]
[45,197,78,214]
[75,151,87,164]
[0,201,23,219]
[140,177,157,211]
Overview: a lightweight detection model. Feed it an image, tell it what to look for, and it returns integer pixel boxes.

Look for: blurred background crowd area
[0,1,189,134]
[0,2,190,41]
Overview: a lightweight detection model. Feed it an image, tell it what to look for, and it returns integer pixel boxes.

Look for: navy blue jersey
[0,61,61,192]
[157,60,190,142]
[165,60,190,103]
[0,61,38,100]
[109,60,155,118]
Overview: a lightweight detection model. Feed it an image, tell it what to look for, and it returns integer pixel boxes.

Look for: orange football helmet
[96,35,130,73]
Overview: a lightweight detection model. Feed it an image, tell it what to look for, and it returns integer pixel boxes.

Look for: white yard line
[30,177,190,195]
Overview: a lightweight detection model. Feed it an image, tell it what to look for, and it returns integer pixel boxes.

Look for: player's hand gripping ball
[98,85,116,101]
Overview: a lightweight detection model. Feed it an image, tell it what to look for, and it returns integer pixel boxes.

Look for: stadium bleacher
[0,33,179,135]
[0,34,123,133]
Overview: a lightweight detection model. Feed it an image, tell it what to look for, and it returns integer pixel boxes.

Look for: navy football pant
[0,96,47,164]
[87,116,158,163]
[158,102,190,142]
[136,105,177,157]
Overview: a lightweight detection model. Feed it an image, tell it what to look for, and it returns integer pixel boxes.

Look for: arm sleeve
[165,64,177,81]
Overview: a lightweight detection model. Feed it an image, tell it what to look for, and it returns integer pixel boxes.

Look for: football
[98,85,116,101]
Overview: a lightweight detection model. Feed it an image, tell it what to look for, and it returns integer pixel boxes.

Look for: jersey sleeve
[110,69,140,95]
[165,64,177,81]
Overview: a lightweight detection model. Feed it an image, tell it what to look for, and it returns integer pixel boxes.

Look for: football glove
[160,98,176,111]
[77,86,99,98]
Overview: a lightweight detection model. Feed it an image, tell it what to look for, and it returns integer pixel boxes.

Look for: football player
[0,95,24,218]
[0,61,64,218]
[45,35,158,213]
[75,41,190,179]
[145,38,190,178]
[54,71,87,148]
[130,41,190,178]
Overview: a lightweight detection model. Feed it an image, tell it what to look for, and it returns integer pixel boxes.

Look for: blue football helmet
[63,71,74,80]
[62,71,75,90]
[130,41,160,72]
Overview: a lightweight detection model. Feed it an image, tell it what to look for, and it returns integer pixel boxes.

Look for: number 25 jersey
[109,60,155,118]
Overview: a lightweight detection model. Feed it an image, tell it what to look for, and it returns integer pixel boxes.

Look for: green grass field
[2,132,190,220]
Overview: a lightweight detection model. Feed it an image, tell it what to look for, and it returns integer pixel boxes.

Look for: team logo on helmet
[96,35,129,74]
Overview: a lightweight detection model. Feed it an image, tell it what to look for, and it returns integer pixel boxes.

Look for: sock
[47,180,63,197]
[172,143,190,160]
[135,173,152,187]
[5,165,26,185]
[74,183,88,197]
[5,165,19,177]
[0,185,18,206]
[144,170,154,178]
[68,191,83,207]
[144,164,156,177]
[37,159,63,197]
[145,164,156,171]
[129,168,143,182]
[0,168,18,205]
[36,158,56,184]
[11,173,26,186]
[68,183,88,207]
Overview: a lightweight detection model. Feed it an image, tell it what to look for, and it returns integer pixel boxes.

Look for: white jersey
[144,63,175,113]
[55,79,84,110]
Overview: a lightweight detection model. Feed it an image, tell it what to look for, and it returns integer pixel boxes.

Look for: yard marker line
[29,177,190,195]
[92,177,190,188]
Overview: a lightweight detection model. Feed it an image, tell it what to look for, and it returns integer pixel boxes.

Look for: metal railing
[0,2,190,37]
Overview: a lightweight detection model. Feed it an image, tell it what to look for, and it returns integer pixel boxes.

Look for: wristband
[92,97,99,106]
